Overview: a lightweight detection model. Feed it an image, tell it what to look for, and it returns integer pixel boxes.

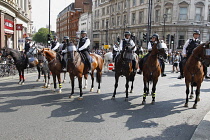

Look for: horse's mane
[6,48,21,58]
[192,43,205,56]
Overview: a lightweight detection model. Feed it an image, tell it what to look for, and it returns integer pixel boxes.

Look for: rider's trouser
[62,53,67,69]
[81,50,91,70]
[159,59,165,74]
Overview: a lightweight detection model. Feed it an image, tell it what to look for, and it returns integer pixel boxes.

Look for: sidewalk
[191,110,210,140]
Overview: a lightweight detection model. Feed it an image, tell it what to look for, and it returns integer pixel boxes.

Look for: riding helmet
[193,30,200,35]
[63,36,69,40]
[81,30,87,34]
[53,35,58,39]
[152,33,159,39]
[124,31,131,36]
[26,37,32,40]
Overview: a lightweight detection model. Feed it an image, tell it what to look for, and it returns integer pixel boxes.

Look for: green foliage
[33,28,51,44]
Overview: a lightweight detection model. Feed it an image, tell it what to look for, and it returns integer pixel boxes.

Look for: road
[0,64,210,140]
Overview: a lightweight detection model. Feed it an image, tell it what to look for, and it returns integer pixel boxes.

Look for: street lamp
[163,14,167,41]
[106,20,108,45]
[124,19,126,33]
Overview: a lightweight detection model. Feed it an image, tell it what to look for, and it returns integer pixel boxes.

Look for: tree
[33,28,51,44]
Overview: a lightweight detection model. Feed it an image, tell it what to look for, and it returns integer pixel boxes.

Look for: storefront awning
[4,29,14,34]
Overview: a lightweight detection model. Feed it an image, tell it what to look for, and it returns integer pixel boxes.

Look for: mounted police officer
[178,30,202,79]
[138,33,166,76]
[59,36,69,71]
[119,31,137,73]
[24,37,33,55]
[50,35,60,52]
[77,30,91,73]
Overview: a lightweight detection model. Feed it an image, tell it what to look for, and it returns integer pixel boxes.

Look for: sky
[32,0,74,32]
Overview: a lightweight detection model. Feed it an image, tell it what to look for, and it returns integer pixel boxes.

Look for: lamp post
[106,20,108,45]
[124,19,126,33]
[163,14,167,41]
[47,0,51,46]
[147,0,152,44]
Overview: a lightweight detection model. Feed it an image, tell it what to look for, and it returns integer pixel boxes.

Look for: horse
[103,52,113,72]
[141,42,167,105]
[1,47,38,85]
[40,48,63,93]
[184,42,210,109]
[111,45,138,101]
[67,43,104,100]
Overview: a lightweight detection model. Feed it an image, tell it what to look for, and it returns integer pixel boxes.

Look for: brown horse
[142,42,167,105]
[67,45,103,100]
[41,48,63,93]
[184,42,210,109]
[112,45,138,101]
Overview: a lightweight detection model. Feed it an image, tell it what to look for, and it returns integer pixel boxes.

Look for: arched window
[178,1,189,21]
[155,5,161,23]
[164,3,173,22]
[195,2,204,22]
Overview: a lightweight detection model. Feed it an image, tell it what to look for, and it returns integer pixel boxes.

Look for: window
[124,15,127,24]
[107,6,109,14]
[165,8,172,22]
[139,11,144,23]
[178,32,185,49]
[132,13,136,24]
[133,0,136,7]
[195,7,202,21]
[112,17,115,26]
[208,9,210,22]
[117,16,121,26]
[102,20,105,28]
[140,0,144,5]
[102,8,105,16]
[118,2,121,11]
[112,5,115,12]
[124,0,127,9]
[179,7,188,20]
[155,10,160,22]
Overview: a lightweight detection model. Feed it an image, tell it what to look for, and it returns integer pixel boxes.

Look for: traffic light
[166,34,170,44]
[47,34,51,44]
[171,35,174,44]
[143,33,147,42]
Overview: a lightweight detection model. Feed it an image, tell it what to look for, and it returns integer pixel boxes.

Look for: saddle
[79,52,93,64]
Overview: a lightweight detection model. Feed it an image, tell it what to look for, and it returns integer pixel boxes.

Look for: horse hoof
[58,89,62,93]
[190,95,194,99]
[36,79,40,82]
[78,97,83,100]
[42,86,46,88]
[142,101,146,105]
[90,88,93,92]
[193,104,197,109]
[69,95,74,99]
[130,90,133,93]
[97,89,100,94]
[53,89,56,92]
[111,97,115,100]
[125,98,128,102]
[151,101,155,105]
[21,82,24,85]
[197,98,200,102]
[184,103,188,107]
[83,86,87,89]
[62,80,66,83]
[18,82,21,85]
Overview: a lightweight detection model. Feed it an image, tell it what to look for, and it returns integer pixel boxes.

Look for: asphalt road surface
[0,64,210,140]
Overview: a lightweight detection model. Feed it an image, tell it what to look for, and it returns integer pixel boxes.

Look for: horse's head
[67,42,77,62]
[155,42,167,59]
[1,47,10,57]
[121,45,135,61]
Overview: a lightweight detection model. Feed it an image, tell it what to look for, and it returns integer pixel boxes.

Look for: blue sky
[32,0,74,31]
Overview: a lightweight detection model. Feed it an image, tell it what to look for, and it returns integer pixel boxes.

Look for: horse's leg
[90,71,94,92]
[69,74,75,98]
[130,78,134,93]
[18,69,22,84]
[190,84,194,99]
[47,71,50,88]
[52,74,57,92]
[36,66,41,82]
[193,84,201,109]
[62,72,66,83]
[57,74,62,93]
[112,73,119,100]
[83,74,88,89]
[21,69,25,85]
[151,79,158,105]
[142,78,148,105]
[43,71,47,88]
[184,81,190,107]
[96,70,102,93]
[125,76,129,101]
[78,75,83,100]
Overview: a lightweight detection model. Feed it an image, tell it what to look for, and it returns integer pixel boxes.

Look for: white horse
[103,52,113,72]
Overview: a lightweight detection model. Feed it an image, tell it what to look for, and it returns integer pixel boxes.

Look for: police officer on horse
[113,41,120,62]
[24,37,33,55]
[178,30,202,79]
[119,31,137,73]
[50,35,60,52]
[138,33,166,76]
[77,30,91,74]
[59,36,69,71]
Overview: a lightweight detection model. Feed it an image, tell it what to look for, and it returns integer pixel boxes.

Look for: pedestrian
[172,52,180,73]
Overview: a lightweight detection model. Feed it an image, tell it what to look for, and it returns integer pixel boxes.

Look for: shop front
[4,14,14,48]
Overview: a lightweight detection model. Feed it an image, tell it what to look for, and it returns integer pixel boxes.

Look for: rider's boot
[62,59,67,71]
[132,60,137,73]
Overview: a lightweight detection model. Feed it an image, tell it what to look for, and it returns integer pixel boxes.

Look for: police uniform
[51,40,60,52]
[24,39,32,54]
[113,43,119,62]
[59,36,69,71]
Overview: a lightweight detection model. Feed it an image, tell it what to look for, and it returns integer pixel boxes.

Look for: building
[56,0,92,43]
[0,0,33,50]
[78,12,92,45]
[92,0,210,51]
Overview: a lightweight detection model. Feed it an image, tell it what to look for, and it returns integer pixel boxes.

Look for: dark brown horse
[112,45,138,101]
[184,42,210,109]
[1,47,38,85]
[67,45,104,100]
[41,48,63,93]
[142,42,167,105]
